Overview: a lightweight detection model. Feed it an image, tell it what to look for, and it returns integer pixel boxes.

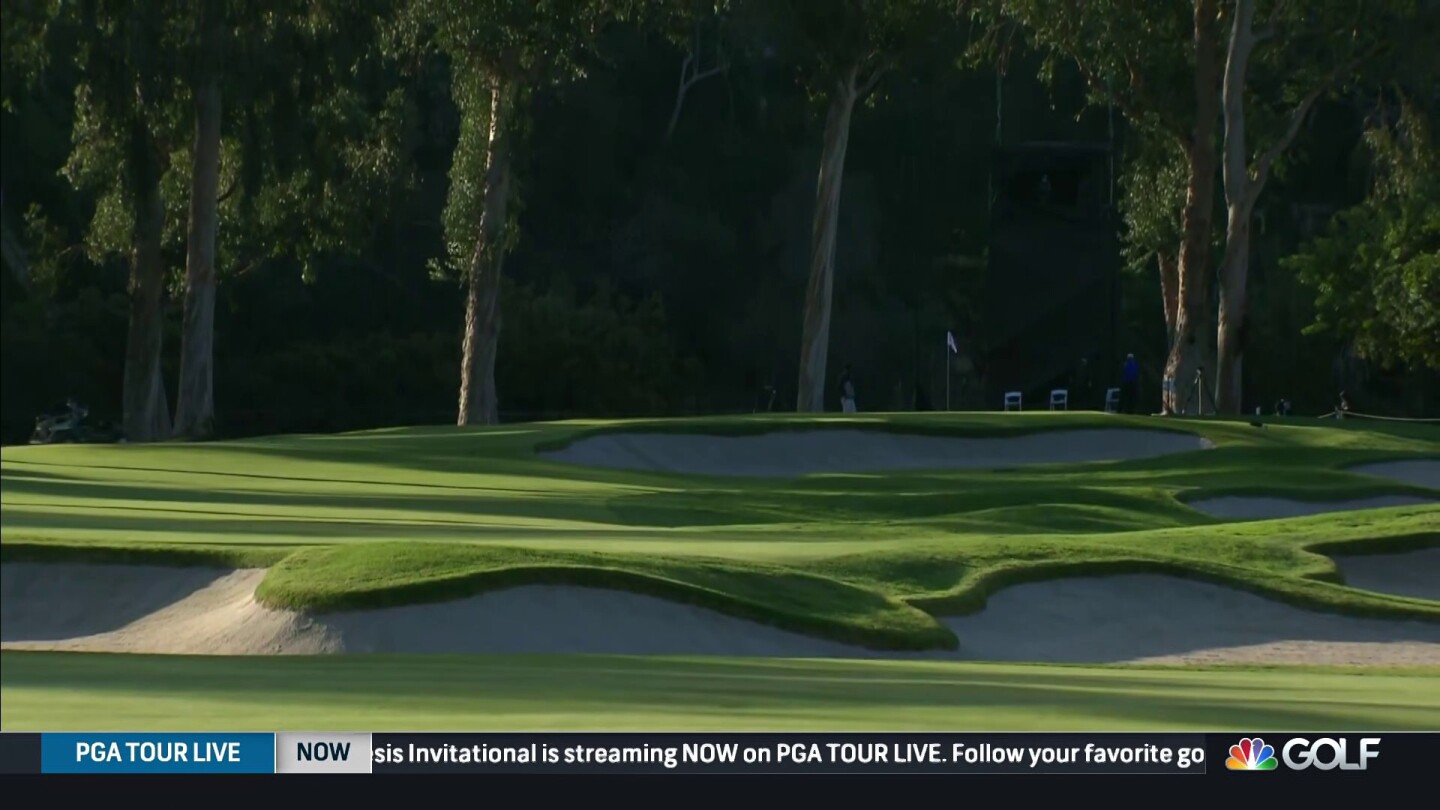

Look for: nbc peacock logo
[1227,738,1278,771]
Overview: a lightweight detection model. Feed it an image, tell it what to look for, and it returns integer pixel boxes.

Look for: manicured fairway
[3,651,1437,731]
[2,413,1438,731]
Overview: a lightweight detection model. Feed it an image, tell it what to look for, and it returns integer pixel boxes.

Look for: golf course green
[2,412,1437,730]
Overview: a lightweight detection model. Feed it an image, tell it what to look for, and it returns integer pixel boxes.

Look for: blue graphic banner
[1,732,1428,777]
[40,733,275,774]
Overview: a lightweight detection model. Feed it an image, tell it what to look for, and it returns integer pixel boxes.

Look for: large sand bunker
[3,563,1437,666]
[542,429,1213,476]
[1350,459,1440,490]
[938,574,1440,666]
[1333,547,1440,603]
[1187,494,1436,520]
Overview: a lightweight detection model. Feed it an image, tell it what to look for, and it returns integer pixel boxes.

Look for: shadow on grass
[0,510,681,541]
[3,653,1435,731]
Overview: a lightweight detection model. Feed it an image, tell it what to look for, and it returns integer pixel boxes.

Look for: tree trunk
[1215,0,1258,415]
[174,0,224,439]
[1215,210,1250,412]
[1215,0,1337,412]
[122,121,171,442]
[457,78,515,427]
[1163,0,1222,416]
[1158,251,1179,349]
[796,66,860,413]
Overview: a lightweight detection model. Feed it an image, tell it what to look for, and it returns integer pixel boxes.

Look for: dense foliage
[2,1,1435,442]
[1288,97,1440,373]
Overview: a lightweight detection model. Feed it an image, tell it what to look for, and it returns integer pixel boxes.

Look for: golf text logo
[1281,737,1380,771]
[1227,737,1382,772]
[1226,738,1277,771]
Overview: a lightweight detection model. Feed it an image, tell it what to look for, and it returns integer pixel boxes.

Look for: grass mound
[255,542,956,651]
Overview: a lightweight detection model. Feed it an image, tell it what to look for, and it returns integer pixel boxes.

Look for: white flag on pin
[946,331,958,354]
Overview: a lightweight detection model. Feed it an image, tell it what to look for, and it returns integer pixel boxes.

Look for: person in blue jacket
[1121,353,1140,414]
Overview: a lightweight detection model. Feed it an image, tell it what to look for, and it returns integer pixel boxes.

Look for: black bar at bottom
[0,733,41,774]
[371,732,1208,774]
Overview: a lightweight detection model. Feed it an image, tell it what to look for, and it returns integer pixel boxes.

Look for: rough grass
[3,651,1437,731]
[2,412,1438,650]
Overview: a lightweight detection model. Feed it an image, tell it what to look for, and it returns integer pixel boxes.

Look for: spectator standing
[839,364,857,413]
[1121,353,1140,414]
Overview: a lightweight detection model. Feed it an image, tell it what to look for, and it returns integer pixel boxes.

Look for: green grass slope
[3,652,1437,731]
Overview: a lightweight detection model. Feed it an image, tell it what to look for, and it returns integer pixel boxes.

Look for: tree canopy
[1288,95,1440,372]
[3,0,1436,441]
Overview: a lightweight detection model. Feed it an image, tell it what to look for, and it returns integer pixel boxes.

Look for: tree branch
[217,177,239,204]
[232,254,274,279]
[677,50,693,89]
[1250,47,1381,196]
[1067,45,1187,145]
[691,63,728,84]
[1242,92,1318,210]
[857,62,889,99]
[663,39,729,142]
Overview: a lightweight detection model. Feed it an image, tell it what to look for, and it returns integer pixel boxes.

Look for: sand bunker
[542,429,1213,476]
[1350,459,1440,490]
[1333,547,1440,603]
[1187,494,1436,520]
[936,574,1440,666]
[4,563,1437,666]
[0,563,851,657]
[0,565,341,655]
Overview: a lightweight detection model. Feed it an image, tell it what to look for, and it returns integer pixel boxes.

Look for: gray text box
[276,733,372,774]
